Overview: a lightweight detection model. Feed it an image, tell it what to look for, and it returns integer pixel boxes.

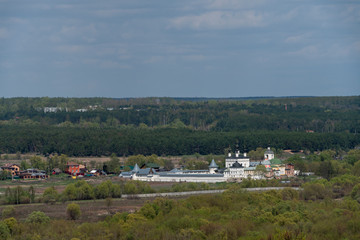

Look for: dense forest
[0,96,359,156]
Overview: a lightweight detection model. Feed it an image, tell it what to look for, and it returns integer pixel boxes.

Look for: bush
[281,188,299,200]
[66,203,81,220]
[42,187,58,204]
[3,217,17,234]
[351,183,360,203]
[301,183,331,201]
[25,211,50,224]
[2,206,15,218]
[0,221,10,240]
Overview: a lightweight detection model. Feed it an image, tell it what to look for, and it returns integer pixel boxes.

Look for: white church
[119,147,277,183]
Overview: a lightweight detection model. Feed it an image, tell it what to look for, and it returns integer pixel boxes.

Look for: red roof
[67,162,79,166]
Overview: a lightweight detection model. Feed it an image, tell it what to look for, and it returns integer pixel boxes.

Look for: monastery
[119,147,298,183]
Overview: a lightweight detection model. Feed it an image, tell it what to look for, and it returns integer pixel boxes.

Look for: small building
[264,147,274,160]
[66,162,83,175]
[52,168,62,175]
[19,169,49,179]
[209,159,219,174]
[285,164,295,177]
[1,164,20,176]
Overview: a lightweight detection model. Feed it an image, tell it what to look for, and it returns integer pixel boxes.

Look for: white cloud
[171,10,265,30]
[100,60,130,69]
[93,8,148,17]
[56,45,86,53]
[144,56,164,64]
[353,41,360,51]
[55,4,74,10]
[83,58,131,69]
[287,43,354,58]
[288,45,319,57]
[285,33,311,43]
[207,0,265,10]
[0,27,8,39]
[8,17,28,24]
[182,54,206,61]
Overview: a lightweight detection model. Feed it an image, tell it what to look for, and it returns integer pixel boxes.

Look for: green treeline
[0,96,359,156]
[0,126,359,156]
[0,96,359,132]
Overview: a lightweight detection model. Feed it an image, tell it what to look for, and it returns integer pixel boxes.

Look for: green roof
[270,158,282,165]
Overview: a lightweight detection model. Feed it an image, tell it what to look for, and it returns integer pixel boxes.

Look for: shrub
[25,211,50,224]
[3,217,17,234]
[0,221,10,240]
[351,183,360,203]
[281,188,299,200]
[42,187,58,204]
[2,206,15,218]
[66,203,81,220]
[63,184,77,201]
[301,183,331,200]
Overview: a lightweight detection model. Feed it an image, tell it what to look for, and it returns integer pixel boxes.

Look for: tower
[209,159,218,174]
[264,147,274,160]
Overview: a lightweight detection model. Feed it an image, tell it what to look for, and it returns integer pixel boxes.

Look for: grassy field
[0,197,147,222]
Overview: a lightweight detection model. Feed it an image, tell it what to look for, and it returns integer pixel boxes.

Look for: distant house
[44,107,62,113]
[66,162,80,175]
[52,168,62,175]
[285,164,295,177]
[1,164,20,176]
[66,162,87,175]
[89,169,106,176]
[19,169,49,179]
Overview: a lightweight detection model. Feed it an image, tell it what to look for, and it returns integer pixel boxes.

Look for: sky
[0,0,359,98]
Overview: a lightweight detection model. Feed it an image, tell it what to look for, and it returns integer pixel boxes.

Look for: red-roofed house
[66,162,80,175]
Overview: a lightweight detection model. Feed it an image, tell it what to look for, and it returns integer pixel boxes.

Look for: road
[122,187,302,199]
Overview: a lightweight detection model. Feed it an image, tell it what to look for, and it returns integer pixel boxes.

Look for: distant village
[0,147,300,183]
[120,147,299,183]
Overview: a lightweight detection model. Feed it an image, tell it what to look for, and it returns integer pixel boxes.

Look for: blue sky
[0,0,359,98]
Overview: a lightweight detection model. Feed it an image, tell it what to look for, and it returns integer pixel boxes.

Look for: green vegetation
[1,127,358,156]
[0,96,358,156]
[1,206,15,219]
[66,203,81,220]
[25,211,50,224]
[0,184,358,239]
[4,186,35,204]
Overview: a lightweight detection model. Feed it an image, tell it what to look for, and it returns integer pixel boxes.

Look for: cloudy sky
[0,0,359,98]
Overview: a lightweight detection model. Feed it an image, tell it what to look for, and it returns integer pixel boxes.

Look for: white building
[119,149,288,183]
[225,150,250,168]
[264,147,274,160]
[224,161,245,179]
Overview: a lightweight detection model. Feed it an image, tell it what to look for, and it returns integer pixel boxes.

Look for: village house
[66,162,86,175]
[19,169,49,179]
[1,163,20,176]
[52,168,62,175]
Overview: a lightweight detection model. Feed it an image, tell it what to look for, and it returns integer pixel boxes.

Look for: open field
[0,198,147,222]
[0,176,177,196]
[0,193,208,223]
